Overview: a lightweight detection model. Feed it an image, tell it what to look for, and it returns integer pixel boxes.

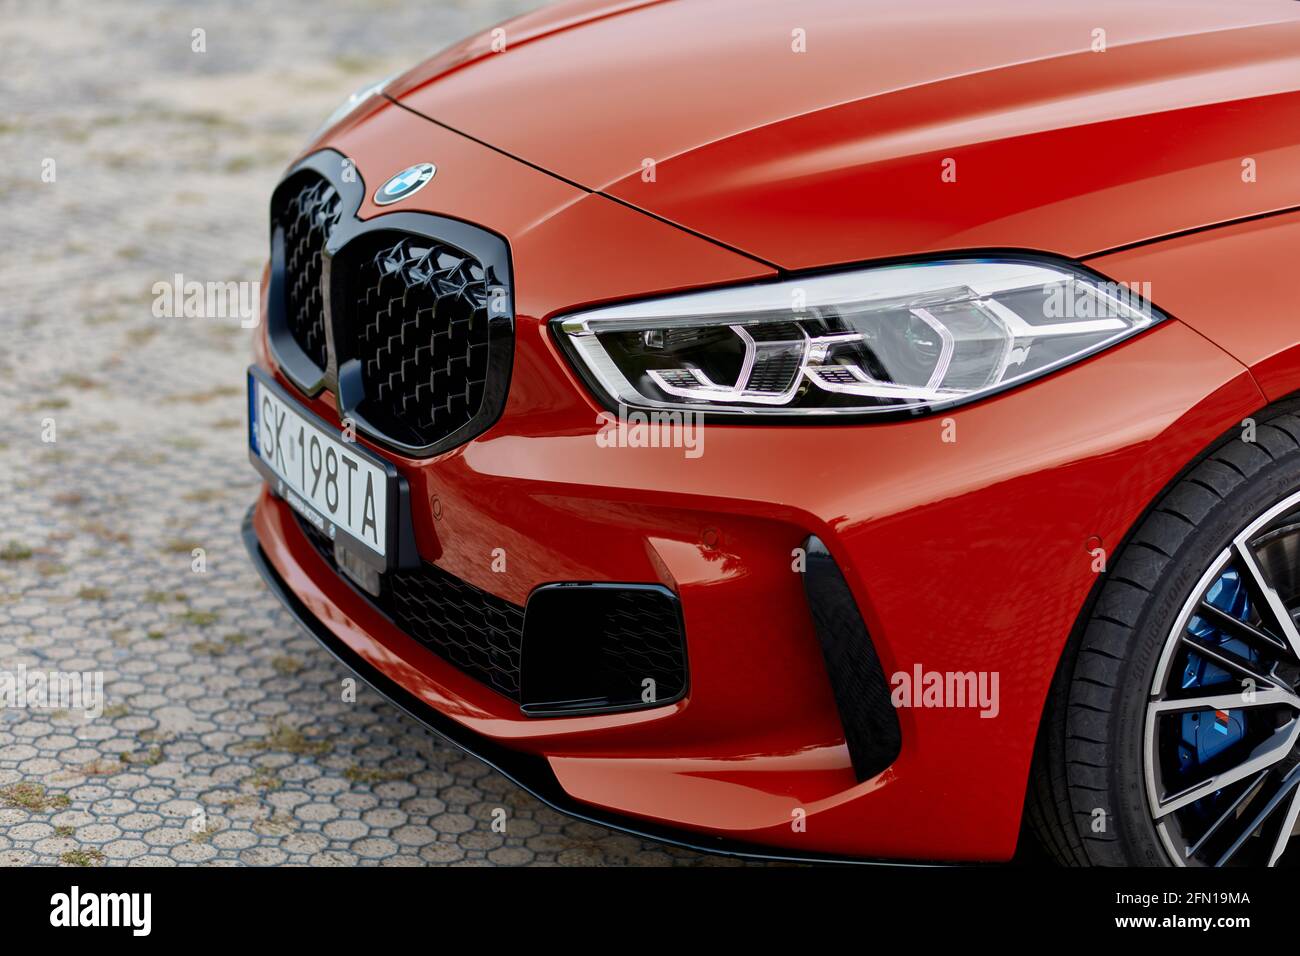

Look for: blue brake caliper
[1179,569,1254,807]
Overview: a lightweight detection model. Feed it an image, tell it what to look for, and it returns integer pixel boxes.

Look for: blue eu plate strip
[247,373,259,456]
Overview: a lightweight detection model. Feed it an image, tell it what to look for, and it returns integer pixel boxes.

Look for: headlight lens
[554,257,1161,417]
[310,75,395,141]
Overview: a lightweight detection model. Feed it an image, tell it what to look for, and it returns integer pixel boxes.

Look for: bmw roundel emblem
[374,162,437,206]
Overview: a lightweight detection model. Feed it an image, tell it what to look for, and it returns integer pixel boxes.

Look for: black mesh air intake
[385,563,525,700]
[294,515,687,713]
[274,174,342,371]
[801,536,902,781]
[519,583,688,716]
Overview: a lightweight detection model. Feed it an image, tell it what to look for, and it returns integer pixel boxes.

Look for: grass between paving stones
[0,783,71,812]
[343,766,405,785]
[60,848,106,866]
[0,541,33,561]
[237,720,332,758]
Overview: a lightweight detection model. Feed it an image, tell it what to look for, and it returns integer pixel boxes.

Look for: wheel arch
[1021,388,1300,862]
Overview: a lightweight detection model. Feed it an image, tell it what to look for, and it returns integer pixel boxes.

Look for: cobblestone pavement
[0,0,748,867]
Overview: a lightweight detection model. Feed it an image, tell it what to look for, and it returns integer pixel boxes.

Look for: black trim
[801,536,902,782]
[268,150,364,397]
[243,505,933,867]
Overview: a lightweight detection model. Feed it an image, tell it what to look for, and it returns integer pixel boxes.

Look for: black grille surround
[266,149,515,458]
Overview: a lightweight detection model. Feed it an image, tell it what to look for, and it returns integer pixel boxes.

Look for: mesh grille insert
[600,589,689,701]
[295,513,524,699]
[275,175,342,370]
[346,235,492,449]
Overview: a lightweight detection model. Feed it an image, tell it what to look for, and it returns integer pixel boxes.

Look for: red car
[243,0,1300,866]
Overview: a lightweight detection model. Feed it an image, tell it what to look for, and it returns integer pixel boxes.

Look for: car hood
[389,0,1300,270]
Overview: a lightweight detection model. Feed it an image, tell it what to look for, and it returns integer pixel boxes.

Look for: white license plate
[248,374,389,561]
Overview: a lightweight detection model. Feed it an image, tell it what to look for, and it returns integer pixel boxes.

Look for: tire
[1027,403,1300,866]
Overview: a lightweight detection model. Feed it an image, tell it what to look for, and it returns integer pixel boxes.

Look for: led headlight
[554,257,1161,417]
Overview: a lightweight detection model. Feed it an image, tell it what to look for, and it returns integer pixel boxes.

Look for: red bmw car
[243,0,1300,865]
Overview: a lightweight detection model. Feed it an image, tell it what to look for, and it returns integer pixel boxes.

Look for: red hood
[389,0,1300,270]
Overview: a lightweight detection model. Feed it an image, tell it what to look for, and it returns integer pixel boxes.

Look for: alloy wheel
[1146,487,1300,866]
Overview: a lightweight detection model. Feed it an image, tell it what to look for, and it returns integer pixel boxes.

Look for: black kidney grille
[352,236,491,448]
[294,513,525,700]
[278,176,342,370]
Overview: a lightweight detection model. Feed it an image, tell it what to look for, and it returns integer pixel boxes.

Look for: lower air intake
[295,515,688,714]
[520,583,688,716]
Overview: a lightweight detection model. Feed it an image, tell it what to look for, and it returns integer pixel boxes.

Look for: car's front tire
[1029,402,1300,866]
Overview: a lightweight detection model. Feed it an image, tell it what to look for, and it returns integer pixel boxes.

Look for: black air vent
[801,536,902,781]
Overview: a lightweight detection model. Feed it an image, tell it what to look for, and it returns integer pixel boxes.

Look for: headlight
[310,75,395,141]
[554,257,1162,418]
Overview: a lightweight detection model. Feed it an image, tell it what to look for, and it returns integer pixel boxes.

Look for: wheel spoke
[1151,717,1300,819]
[1195,600,1290,656]
[1149,686,1300,716]
[1267,780,1300,866]
[1181,632,1281,690]
[1214,770,1300,866]
[1182,770,1269,861]
[1233,539,1300,662]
